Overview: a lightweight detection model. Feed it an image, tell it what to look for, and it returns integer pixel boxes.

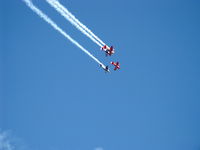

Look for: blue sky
[1,0,200,150]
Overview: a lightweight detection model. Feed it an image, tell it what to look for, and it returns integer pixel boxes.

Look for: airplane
[111,61,120,71]
[100,64,110,73]
[101,45,115,56]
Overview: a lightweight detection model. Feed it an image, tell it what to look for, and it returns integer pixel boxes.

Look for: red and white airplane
[111,61,120,71]
[101,45,115,56]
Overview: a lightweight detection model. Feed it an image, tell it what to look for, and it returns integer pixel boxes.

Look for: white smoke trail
[23,0,106,69]
[0,131,13,150]
[49,0,106,46]
[94,147,104,150]
[46,0,103,47]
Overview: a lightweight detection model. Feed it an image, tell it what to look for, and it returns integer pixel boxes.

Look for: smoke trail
[0,131,13,150]
[50,0,106,46]
[46,0,103,47]
[23,0,106,69]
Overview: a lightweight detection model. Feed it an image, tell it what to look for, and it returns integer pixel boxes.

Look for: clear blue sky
[1,0,200,150]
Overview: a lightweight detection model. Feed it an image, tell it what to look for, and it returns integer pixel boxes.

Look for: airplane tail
[101,45,106,50]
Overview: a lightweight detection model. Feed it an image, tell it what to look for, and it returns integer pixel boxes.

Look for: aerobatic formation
[23,0,120,73]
